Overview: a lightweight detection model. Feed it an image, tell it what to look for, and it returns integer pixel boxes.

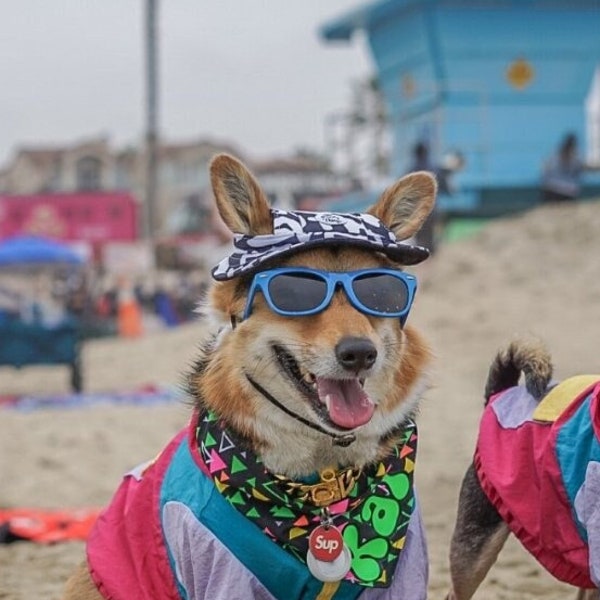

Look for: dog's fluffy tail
[484,338,553,404]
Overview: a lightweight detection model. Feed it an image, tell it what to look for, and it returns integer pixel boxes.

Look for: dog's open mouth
[273,345,375,430]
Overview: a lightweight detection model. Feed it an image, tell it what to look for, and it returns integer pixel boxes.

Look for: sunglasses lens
[268,272,327,313]
[352,273,409,314]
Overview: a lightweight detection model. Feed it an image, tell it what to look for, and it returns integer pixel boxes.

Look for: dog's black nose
[335,337,377,372]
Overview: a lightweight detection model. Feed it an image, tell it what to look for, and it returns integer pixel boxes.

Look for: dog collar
[195,409,418,588]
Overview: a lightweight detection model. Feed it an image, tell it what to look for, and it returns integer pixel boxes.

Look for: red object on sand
[0,507,101,543]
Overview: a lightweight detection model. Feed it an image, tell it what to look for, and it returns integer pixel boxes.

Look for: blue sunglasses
[242,267,417,324]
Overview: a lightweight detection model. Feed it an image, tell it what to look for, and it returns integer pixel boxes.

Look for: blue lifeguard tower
[321,0,600,216]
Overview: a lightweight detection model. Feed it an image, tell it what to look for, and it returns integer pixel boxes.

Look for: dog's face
[191,155,436,477]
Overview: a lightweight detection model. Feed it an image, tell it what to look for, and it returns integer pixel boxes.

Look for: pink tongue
[316,377,375,429]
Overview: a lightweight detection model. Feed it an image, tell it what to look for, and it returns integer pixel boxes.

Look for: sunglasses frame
[242,267,417,324]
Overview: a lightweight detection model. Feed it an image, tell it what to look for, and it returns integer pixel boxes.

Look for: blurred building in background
[0,135,356,272]
[156,138,242,236]
[0,136,238,237]
[0,138,118,195]
[253,152,342,211]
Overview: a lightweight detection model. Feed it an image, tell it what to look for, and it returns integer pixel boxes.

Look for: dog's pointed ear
[210,154,273,235]
[367,171,437,240]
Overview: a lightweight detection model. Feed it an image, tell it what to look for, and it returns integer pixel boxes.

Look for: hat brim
[212,237,429,281]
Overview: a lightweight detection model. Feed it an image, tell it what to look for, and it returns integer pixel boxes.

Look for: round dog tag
[307,544,352,582]
[308,525,343,562]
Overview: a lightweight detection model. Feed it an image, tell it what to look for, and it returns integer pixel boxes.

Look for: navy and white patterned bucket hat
[212,208,429,281]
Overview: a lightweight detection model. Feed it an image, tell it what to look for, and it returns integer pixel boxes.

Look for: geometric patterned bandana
[195,410,418,588]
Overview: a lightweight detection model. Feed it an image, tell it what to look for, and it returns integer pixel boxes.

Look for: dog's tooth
[301,370,317,387]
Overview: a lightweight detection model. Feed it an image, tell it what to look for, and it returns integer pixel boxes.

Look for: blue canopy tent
[0,235,85,391]
[0,235,83,266]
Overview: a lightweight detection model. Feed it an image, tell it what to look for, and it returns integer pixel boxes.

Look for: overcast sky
[0,1,373,166]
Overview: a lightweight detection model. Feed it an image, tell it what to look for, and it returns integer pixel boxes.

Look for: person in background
[540,132,600,202]
[408,141,464,254]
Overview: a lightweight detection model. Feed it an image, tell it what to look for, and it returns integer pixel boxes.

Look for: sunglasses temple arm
[242,282,259,321]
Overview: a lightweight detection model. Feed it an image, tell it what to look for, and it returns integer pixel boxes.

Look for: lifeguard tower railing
[321,0,600,217]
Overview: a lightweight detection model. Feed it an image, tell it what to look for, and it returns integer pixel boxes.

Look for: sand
[1,200,599,599]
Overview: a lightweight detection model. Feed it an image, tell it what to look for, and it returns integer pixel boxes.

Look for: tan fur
[62,563,102,600]
[210,154,272,235]
[446,523,510,600]
[63,154,436,598]
[368,170,436,240]
[196,244,434,475]
[575,591,600,600]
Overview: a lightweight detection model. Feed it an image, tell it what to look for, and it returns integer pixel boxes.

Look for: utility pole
[144,0,159,247]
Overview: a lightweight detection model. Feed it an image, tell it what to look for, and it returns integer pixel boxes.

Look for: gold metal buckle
[277,466,361,508]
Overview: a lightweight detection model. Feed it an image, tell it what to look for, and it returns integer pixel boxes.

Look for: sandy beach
[2,200,599,599]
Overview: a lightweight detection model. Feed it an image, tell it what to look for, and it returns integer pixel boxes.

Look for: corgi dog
[63,154,437,600]
[446,340,600,600]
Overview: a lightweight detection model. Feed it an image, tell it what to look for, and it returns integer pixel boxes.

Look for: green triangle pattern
[229,491,246,506]
[204,431,217,447]
[231,456,247,474]
[270,506,296,518]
